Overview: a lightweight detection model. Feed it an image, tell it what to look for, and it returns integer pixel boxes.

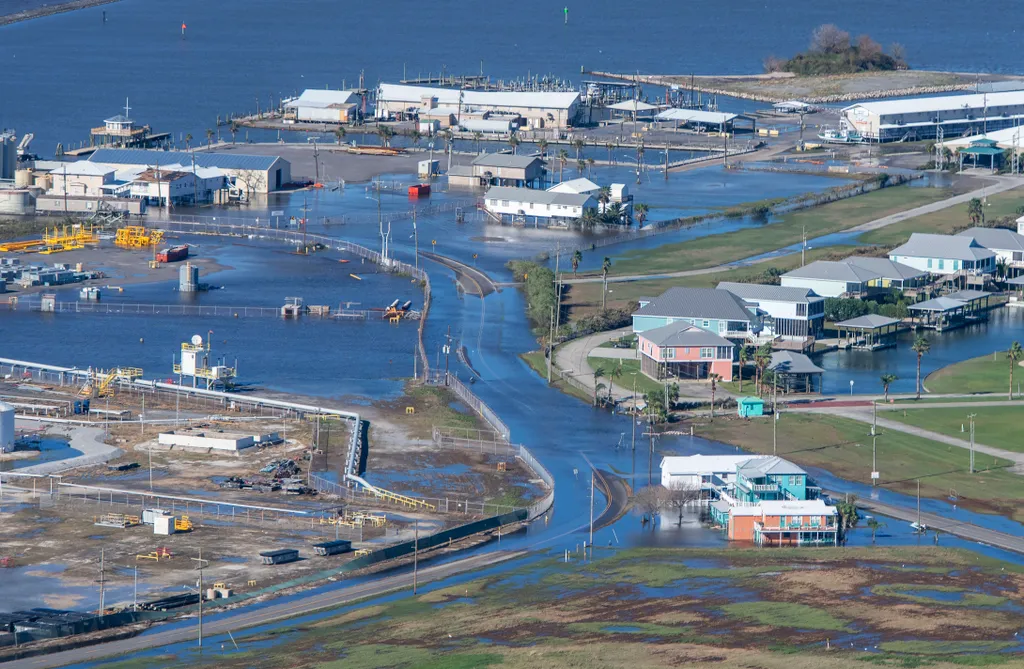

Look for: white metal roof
[484,186,593,208]
[49,161,114,176]
[607,100,661,112]
[757,499,836,516]
[660,454,764,476]
[782,260,879,283]
[378,83,579,111]
[957,227,1024,253]
[656,108,738,124]
[843,90,1024,118]
[285,89,358,109]
[717,282,823,303]
[547,177,600,194]
[944,126,1024,150]
[891,233,996,262]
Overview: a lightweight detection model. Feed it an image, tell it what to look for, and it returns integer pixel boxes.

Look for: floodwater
[4,0,1024,152]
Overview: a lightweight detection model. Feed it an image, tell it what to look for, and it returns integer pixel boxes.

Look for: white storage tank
[0,189,34,216]
[0,401,15,453]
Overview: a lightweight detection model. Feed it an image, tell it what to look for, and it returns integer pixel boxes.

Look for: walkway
[3,550,527,669]
[562,175,1024,285]
[804,406,1024,474]
[15,424,122,475]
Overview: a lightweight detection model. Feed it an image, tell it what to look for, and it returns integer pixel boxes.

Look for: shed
[737,397,764,418]
[153,515,176,535]
[768,351,825,394]
[312,539,353,556]
[259,549,299,565]
[834,314,901,350]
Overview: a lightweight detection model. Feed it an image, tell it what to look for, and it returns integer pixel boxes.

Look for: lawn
[586,357,664,396]
[520,349,593,404]
[697,412,1024,521]
[566,246,848,320]
[858,185,1024,246]
[598,184,950,277]
[925,352,1024,395]
[882,405,1024,454]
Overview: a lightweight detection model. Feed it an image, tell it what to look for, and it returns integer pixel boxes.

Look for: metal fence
[443,373,511,443]
[307,472,519,517]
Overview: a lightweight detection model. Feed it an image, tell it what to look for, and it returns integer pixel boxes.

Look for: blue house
[733,457,815,503]
[632,287,761,344]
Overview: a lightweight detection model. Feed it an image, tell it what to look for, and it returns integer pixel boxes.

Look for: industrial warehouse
[840,90,1024,142]
[375,83,582,129]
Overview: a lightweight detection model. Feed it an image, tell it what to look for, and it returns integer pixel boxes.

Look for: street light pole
[968,413,976,473]
[589,470,594,545]
[872,434,877,486]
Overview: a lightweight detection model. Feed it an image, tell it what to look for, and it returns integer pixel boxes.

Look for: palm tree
[229,121,239,145]
[967,197,984,226]
[586,157,595,177]
[1007,341,1023,400]
[601,256,612,310]
[738,346,750,393]
[184,133,193,149]
[708,373,721,421]
[333,127,347,145]
[880,374,898,403]
[606,142,614,164]
[754,344,772,396]
[205,128,214,147]
[557,149,568,182]
[634,203,649,226]
[537,139,548,157]
[911,336,931,400]
[597,187,611,213]
[572,137,585,161]
[508,135,520,155]
[410,130,423,146]
[593,366,605,407]
[610,364,623,404]
[866,517,885,545]
[571,250,582,276]
[377,125,395,148]
[995,258,1009,281]
[472,131,483,153]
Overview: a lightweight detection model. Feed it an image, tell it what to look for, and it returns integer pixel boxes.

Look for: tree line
[764,24,907,75]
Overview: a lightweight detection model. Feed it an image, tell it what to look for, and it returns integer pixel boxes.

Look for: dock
[15,299,419,321]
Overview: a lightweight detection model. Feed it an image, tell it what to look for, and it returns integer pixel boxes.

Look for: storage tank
[34,172,52,191]
[0,401,15,453]
[15,168,33,188]
[0,189,34,216]
[179,262,199,292]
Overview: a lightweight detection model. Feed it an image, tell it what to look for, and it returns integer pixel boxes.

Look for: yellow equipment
[115,226,165,249]
[79,366,144,398]
[353,549,372,557]
[175,515,194,532]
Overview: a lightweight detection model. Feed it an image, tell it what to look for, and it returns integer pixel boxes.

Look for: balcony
[755,521,837,533]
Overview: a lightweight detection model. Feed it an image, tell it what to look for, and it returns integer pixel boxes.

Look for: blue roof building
[88,148,290,194]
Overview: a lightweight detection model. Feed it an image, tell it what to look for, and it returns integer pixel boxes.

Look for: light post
[968,413,977,473]
[849,379,855,396]
[871,433,878,486]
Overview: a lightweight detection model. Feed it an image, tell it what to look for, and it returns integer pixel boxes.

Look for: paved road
[421,252,498,297]
[831,492,1024,555]
[4,550,526,669]
[562,176,1024,285]
[812,406,1024,474]
[593,469,633,530]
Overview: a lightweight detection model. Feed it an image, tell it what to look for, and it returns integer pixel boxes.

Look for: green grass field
[586,357,663,396]
[858,186,1024,246]
[520,350,593,403]
[698,412,1024,521]
[925,352,1024,395]
[882,405,1024,454]
[598,185,950,277]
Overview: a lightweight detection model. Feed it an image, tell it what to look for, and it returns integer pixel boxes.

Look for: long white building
[376,84,581,129]
[841,90,1024,142]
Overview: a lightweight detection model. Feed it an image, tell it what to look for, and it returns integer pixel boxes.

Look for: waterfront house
[734,456,809,503]
[547,177,600,196]
[659,454,757,491]
[632,287,761,343]
[482,186,596,225]
[957,227,1024,275]
[636,322,735,381]
[889,233,996,276]
[716,282,824,340]
[780,260,879,298]
[48,162,115,198]
[450,154,546,189]
[728,500,838,546]
[843,256,928,291]
[284,89,359,124]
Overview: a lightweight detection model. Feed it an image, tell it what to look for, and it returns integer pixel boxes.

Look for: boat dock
[15,299,419,321]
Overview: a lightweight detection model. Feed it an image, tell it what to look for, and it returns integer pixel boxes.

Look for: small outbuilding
[259,549,299,565]
[834,314,901,351]
[312,540,353,556]
[737,397,765,418]
[768,351,825,394]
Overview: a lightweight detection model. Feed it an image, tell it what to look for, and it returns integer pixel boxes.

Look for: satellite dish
[191,334,203,346]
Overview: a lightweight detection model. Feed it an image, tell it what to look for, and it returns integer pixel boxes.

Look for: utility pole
[133,565,138,611]
[412,208,419,273]
[647,408,654,485]
[98,549,105,616]
[772,406,777,456]
[631,376,637,451]
[140,394,145,436]
[801,225,807,267]
[412,520,419,594]
[968,413,976,473]
[443,325,452,383]
[191,151,199,206]
[547,305,555,385]
[589,470,595,544]
[872,433,877,486]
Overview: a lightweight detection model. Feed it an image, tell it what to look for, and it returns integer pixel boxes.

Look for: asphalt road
[421,252,498,297]
[3,550,526,669]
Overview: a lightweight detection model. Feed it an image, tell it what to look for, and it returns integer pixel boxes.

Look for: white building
[547,177,600,196]
[841,90,1024,142]
[376,83,581,129]
[780,261,880,298]
[48,162,116,197]
[158,429,280,452]
[128,165,227,206]
[716,282,824,339]
[889,233,996,276]
[484,186,596,223]
[660,454,764,490]
[957,227,1024,269]
[284,89,359,124]
[0,400,14,453]
[89,148,290,195]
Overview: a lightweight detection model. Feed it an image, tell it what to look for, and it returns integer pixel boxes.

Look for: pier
[15,299,419,321]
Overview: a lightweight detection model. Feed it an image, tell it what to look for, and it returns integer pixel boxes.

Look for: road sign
[271,210,284,217]
[871,472,880,480]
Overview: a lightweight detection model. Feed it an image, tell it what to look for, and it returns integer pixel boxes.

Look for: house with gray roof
[734,456,812,503]
[844,256,928,290]
[957,227,1024,271]
[717,282,824,340]
[766,351,824,394]
[632,287,761,342]
[780,260,880,298]
[636,322,736,381]
[889,233,996,276]
[483,186,596,224]
[449,153,545,188]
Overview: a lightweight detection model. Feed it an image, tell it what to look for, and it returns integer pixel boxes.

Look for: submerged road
[421,252,498,297]
[835,493,1024,555]
[3,550,527,669]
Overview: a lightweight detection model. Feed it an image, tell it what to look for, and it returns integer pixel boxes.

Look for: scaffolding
[115,225,165,249]
[79,367,144,398]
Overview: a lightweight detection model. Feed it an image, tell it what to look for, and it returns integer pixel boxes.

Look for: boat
[156,245,189,263]
[817,125,864,144]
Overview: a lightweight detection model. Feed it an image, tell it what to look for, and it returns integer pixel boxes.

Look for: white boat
[817,125,864,144]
